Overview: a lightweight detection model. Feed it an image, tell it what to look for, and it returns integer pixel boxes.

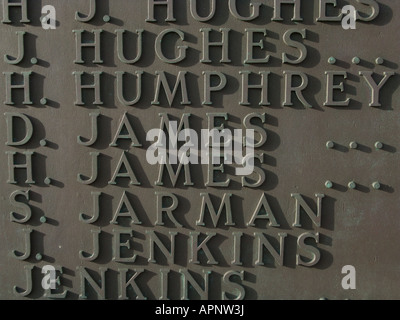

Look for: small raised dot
[103,15,111,22]
[326,141,335,149]
[372,182,381,190]
[40,216,47,224]
[328,57,336,65]
[375,141,383,150]
[35,253,43,261]
[40,139,47,147]
[30,57,38,65]
[44,177,52,185]
[325,180,333,189]
[375,57,384,65]
[348,181,356,189]
[40,98,47,105]
[349,141,358,149]
[352,57,360,65]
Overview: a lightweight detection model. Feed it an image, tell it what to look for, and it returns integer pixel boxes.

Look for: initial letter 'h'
[6,151,35,184]
[2,0,30,23]
[3,71,33,105]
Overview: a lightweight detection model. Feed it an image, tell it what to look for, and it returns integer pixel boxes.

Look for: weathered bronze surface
[0,0,399,300]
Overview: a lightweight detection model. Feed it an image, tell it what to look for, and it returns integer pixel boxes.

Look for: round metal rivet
[325,181,333,189]
[348,181,356,189]
[352,57,360,65]
[349,141,358,149]
[40,98,47,105]
[35,253,43,261]
[30,57,38,65]
[40,216,47,223]
[328,57,336,65]
[44,177,52,185]
[372,182,381,190]
[103,15,111,22]
[40,139,47,147]
[326,141,334,149]
[375,57,384,65]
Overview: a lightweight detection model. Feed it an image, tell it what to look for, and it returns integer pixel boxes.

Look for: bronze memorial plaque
[0,0,399,301]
